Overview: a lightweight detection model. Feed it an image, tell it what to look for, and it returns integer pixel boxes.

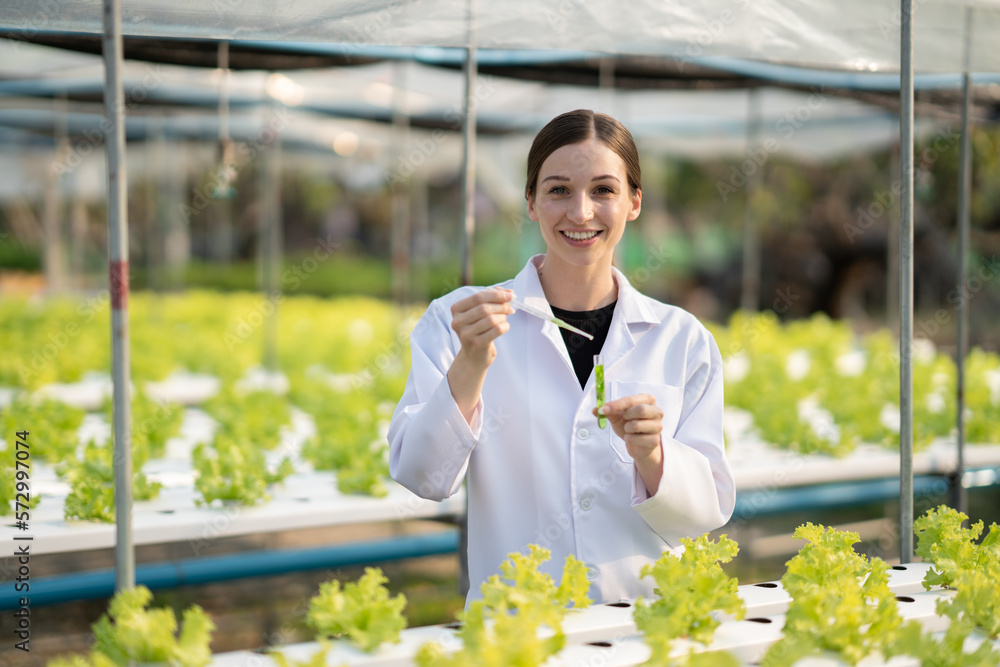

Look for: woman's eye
[548,186,568,195]
[595,186,614,194]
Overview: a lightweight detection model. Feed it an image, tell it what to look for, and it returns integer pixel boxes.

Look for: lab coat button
[586,567,599,580]
[577,427,590,440]
[580,497,593,511]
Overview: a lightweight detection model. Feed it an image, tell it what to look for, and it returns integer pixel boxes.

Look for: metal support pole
[164,118,189,291]
[601,58,626,269]
[411,177,430,303]
[258,99,282,373]
[70,181,88,288]
[458,0,476,597]
[390,61,412,305]
[218,41,235,198]
[459,0,477,288]
[953,7,974,514]
[150,116,166,292]
[209,42,234,263]
[102,0,134,592]
[741,88,762,313]
[219,41,230,150]
[267,135,282,372]
[43,94,68,294]
[899,0,915,564]
[887,145,900,336]
[143,122,158,290]
[599,57,615,115]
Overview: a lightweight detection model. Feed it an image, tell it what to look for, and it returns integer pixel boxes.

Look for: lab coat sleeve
[631,333,736,543]
[388,298,484,501]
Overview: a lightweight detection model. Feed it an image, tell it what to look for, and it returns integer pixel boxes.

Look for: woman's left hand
[593,394,663,460]
[593,394,664,494]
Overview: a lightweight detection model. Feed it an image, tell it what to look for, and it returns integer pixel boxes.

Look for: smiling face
[527,137,642,273]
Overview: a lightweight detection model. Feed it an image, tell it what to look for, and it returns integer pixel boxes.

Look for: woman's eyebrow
[540,174,621,183]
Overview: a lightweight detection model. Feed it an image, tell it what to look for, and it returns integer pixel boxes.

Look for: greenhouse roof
[1,0,999,73]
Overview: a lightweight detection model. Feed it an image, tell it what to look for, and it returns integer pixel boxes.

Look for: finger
[464,314,510,341]
[471,287,514,305]
[623,418,662,435]
[621,403,663,423]
[453,321,505,352]
[473,320,510,345]
[452,288,513,315]
[451,304,512,334]
[599,393,656,416]
[452,300,514,325]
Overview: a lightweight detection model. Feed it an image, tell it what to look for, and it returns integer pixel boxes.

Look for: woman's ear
[627,188,642,221]
[526,193,539,222]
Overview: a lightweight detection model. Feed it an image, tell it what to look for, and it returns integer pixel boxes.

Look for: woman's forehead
[539,138,627,178]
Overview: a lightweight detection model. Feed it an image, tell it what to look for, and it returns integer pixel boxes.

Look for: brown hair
[525,109,641,200]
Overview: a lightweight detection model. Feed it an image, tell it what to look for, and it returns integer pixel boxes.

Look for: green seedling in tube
[594,354,606,429]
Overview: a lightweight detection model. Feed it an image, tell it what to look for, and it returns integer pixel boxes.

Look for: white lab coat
[388,255,735,603]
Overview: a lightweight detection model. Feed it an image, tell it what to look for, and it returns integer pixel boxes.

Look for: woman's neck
[537,254,618,311]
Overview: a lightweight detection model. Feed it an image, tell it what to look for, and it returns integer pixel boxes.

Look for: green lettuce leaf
[307,567,407,652]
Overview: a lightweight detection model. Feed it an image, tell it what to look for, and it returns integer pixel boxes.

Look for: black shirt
[549,301,617,389]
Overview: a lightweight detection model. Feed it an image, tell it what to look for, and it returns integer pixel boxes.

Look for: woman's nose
[566,193,594,224]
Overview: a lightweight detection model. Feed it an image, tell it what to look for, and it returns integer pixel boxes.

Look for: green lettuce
[634,534,744,666]
[762,524,903,667]
[307,567,407,652]
[415,544,592,667]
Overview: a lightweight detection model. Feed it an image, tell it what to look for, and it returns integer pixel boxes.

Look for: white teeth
[563,230,598,241]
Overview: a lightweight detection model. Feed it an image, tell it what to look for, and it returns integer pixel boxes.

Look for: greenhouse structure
[1,0,999,665]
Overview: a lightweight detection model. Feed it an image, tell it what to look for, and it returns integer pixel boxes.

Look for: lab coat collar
[512,254,661,327]
[610,265,662,328]
[511,255,661,381]
[511,255,552,315]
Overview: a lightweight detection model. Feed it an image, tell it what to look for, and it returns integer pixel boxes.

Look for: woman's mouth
[561,230,602,245]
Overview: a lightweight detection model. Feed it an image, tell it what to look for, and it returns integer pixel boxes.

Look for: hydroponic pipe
[0,531,459,610]
[732,475,949,520]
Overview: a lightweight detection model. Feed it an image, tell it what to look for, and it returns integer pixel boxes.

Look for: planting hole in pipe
[157,510,175,514]
[896,596,915,603]
[445,622,462,630]
[892,565,908,570]
[754,582,779,588]
[747,617,773,624]
[587,641,614,647]
[605,601,631,608]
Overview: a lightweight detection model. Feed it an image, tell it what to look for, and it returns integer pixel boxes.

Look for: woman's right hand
[447,288,514,422]
[450,288,515,369]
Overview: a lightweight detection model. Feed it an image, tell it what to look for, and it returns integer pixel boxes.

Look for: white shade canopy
[0,39,951,166]
[1,0,999,73]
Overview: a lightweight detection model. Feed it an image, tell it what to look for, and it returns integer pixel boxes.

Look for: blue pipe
[733,475,950,519]
[1,530,458,610]
[4,474,987,610]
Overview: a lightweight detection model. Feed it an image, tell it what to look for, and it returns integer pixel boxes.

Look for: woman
[388,109,734,603]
